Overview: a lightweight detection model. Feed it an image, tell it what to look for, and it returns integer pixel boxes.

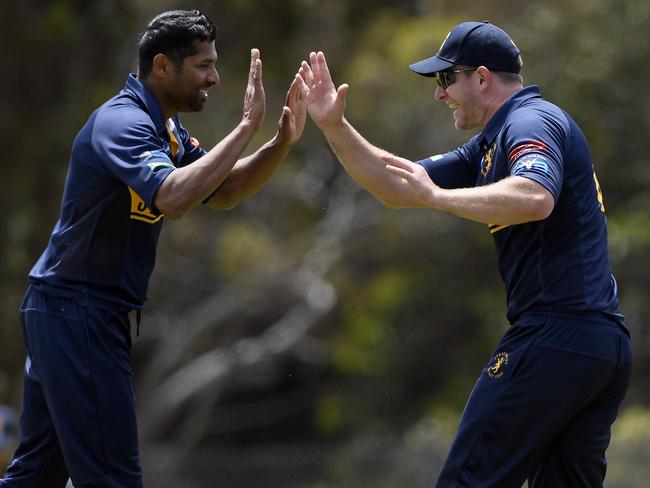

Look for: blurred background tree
[2,0,649,486]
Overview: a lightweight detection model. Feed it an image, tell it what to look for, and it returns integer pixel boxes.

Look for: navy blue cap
[410,21,521,77]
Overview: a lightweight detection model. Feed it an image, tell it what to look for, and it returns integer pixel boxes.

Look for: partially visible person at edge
[1,9,305,488]
[0,407,17,473]
[298,21,631,488]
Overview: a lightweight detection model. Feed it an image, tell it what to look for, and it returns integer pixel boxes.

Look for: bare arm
[154,49,266,219]
[297,51,416,206]
[299,51,553,224]
[382,153,554,224]
[206,74,307,209]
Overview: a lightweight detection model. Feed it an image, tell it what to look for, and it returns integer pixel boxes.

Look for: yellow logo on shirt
[129,187,163,223]
[487,351,509,379]
[481,143,496,176]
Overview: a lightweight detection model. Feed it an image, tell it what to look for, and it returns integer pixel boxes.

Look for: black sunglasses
[435,68,477,90]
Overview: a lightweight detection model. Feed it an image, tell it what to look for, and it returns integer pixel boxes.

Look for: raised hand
[242,48,266,129]
[275,74,307,147]
[298,51,349,130]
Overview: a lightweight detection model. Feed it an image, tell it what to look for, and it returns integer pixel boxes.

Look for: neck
[138,72,175,120]
[482,84,523,127]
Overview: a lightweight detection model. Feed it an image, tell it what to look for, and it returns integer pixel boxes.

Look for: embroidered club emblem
[481,143,496,176]
[487,351,509,379]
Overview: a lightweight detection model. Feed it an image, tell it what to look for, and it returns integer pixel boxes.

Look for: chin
[188,97,208,112]
[455,120,477,131]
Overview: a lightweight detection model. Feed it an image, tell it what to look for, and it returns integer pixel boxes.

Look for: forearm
[322,119,410,206]
[154,121,257,218]
[206,133,292,209]
[431,176,555,225]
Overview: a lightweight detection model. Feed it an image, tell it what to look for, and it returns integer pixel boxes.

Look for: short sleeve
[416,138,479,189]
[91,106,175,209]
[504,108,567,200]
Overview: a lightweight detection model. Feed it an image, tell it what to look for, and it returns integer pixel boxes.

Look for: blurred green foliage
[2,0,650,485]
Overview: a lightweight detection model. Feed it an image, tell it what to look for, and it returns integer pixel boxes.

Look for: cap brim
[409,55,455,77]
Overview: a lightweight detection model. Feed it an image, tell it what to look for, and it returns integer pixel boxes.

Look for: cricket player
[298,20,631,487]
[2,9,305,488]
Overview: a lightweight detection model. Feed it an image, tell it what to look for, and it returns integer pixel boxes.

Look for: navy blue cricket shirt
[418,86,623,325]
[29,74,206,309]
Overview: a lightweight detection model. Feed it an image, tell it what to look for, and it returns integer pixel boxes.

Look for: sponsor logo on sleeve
[139,149,168,160]
[512,157,549,175]
[138,150,175,172]
[139,148,173,160]
[508,140,549,162]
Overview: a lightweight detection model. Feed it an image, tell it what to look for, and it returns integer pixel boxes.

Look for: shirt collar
[479,85,542,147]
[124,73,167,135]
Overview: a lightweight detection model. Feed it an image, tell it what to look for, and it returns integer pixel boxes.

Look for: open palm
[242,48,266,129]
[277,74,307,146]
[298,51,349,129]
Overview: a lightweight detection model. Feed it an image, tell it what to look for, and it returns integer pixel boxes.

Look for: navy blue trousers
[0,286,142,487]
[436,311,632,488]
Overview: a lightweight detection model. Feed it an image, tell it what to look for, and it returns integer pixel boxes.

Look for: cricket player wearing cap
[298,21,631,487]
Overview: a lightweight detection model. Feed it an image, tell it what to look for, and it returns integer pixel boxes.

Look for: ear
[476,66,490,87]
[152,53,172,78]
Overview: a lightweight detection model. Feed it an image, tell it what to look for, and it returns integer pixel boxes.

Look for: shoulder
[501,101,572,154]
[508,97,570,132]
[93,95,157,143]
[455,134,481,155]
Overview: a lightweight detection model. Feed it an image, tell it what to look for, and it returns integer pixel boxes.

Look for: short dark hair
[456,63,524,86]
[137,10,217,77]
[493,71,524,85]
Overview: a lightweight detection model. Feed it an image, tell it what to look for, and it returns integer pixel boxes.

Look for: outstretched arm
[297,51,419,208]
[382,153,554,224]
[300,51,554,224]
[206,72,307,209]
[154,49,266,219]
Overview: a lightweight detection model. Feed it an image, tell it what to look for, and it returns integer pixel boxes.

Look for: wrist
[239,118,261,133]
[429,187,449,211]
[320,117,348,138]
[270,131,293,151]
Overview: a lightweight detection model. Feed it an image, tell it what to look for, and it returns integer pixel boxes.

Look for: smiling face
[434,67,489,130]
[162,40,220,115]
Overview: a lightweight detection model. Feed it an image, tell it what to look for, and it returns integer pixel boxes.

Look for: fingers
[379,153,416,170]
[337,83,349,103]
[299,60,314,88]
[316,51,333,85]
[279,105,292,126]
[299,51,335,90]
[286,74,307,121]
[385,165,412,181]
[309,51,320,84]
[285,75,301,106]
[296,73,310,100]
[249,48,262,85]
[308,51,334,87]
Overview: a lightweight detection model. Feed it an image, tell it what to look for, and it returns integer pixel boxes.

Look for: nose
[208,67,220,86]
[434,85,447,102]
